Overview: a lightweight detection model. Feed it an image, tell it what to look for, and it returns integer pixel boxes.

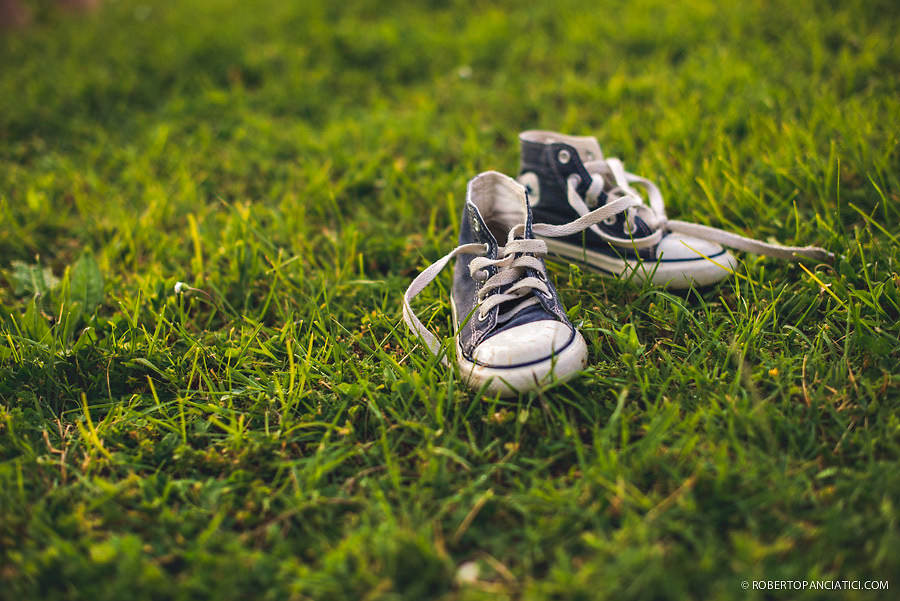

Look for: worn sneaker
[517,130,833,288]
[402,171,588,396]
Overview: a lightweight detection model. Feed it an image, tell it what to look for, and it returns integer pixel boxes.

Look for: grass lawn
[1,0,899,598]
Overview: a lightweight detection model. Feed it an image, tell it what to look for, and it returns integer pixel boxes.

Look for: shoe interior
[468,171,527,243]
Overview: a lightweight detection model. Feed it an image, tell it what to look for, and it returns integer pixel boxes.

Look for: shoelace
[402,225,552,360]
[561,157,834,261]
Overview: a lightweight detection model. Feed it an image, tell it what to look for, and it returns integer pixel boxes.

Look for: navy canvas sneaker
[403,171,588,396]
[517,130,833,288]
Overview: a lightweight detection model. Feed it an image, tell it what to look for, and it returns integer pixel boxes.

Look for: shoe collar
[519,130,605,162]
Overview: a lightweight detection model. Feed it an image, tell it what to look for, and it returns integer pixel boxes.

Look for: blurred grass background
[1,0,899,599]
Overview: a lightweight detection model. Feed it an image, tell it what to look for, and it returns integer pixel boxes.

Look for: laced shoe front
[517,130,833,288]
[403,171,588,396]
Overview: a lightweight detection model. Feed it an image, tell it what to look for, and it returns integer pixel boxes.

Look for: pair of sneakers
[403,131,833,396]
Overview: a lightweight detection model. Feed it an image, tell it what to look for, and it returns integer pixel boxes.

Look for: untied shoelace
[560,156,834,261]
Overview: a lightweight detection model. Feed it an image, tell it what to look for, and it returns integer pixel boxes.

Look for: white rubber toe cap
[458,323,588,397]
[655,232,724,261]
[650,233,737,288]
[471,320,574,367]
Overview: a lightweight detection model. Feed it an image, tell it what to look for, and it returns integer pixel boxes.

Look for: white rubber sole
[541,238,738,289]
[450,296,588,397]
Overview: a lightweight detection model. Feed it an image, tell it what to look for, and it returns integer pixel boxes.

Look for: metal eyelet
[603,215,617,226]
[477,311,489,321]
[557,149,571,164]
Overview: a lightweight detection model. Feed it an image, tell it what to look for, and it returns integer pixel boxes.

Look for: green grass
[1,0,899,599]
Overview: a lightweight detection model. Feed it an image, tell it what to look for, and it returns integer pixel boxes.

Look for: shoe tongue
[603,157,631,189]
[466,171,531,250]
